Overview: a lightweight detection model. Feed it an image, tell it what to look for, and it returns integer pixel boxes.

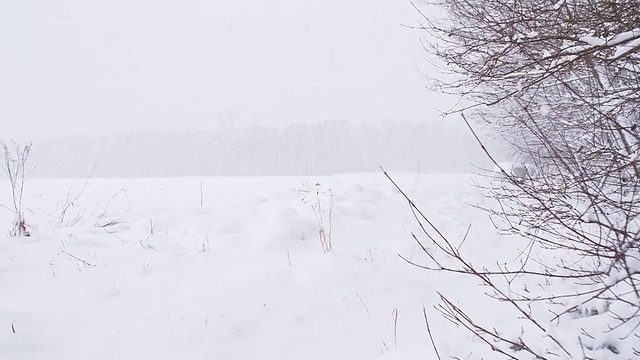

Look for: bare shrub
[312,192,333,253]
[405,0,639,356]
[300,181,333,253]
[2,141,32,237]
[57,170,94,227]
[385,167,640,358]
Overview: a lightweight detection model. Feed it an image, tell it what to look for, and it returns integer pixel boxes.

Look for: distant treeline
[30,119,491,177]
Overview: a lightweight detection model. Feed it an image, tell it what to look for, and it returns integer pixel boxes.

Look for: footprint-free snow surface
[0,173,594,359]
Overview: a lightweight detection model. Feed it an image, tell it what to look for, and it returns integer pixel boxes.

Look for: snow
[607,28,640,47]
[0,173,629,358]
[552,0,566,10]
[492,162,538,179]
[611,29,640,59]
[577,28,640,60]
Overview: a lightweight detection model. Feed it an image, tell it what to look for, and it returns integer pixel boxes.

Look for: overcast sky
[0,0,449,140]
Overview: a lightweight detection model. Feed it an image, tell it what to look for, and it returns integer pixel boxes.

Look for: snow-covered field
[0,173,532,359]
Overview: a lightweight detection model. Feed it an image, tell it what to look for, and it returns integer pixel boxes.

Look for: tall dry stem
[2,141,32,237]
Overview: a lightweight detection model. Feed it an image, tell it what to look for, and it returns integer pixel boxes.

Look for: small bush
[2,141,32,237]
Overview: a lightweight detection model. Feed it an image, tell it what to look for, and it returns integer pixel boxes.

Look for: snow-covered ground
[0,173,535,359]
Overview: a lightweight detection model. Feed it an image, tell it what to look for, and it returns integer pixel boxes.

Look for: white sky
[0,0,446,140]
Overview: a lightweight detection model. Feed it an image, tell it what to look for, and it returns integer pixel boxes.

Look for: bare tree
[2,141,32,237]
[407,0,640,358]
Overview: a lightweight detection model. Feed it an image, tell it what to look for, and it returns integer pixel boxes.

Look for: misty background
[32,119,489,177]
[0,0,498,177]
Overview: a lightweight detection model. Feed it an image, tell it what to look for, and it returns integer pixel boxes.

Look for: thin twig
[423,305,442,360]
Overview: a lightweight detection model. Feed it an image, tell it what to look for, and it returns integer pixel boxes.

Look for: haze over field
[31,120,493,178]
[0,0,494,177]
